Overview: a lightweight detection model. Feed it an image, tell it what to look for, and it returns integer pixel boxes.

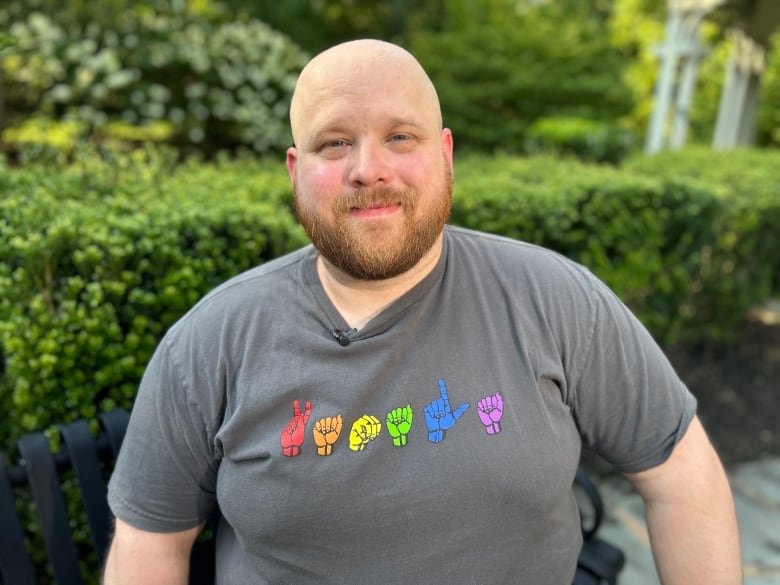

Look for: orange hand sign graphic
[313,415,343,456]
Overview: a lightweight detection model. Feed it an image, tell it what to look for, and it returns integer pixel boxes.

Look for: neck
[316,233,444,330]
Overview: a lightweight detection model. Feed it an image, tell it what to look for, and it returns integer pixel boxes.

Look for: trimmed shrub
[624,146,780,300]
[2,3,774,577]
[0,148,780,448]
[2,148,777,453]
[451,156,731,342]
[0,147,307,455]
[1,147,775,581]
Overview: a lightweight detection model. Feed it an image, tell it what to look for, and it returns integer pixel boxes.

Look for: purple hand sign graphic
[477,392,504,435]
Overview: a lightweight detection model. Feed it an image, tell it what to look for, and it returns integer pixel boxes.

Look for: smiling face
[286,40,454,281]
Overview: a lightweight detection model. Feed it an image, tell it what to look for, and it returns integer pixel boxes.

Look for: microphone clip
[332,328,355,346]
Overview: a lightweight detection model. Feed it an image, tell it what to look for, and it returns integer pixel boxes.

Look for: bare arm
[625,415,742,585]
[102,517,202,585]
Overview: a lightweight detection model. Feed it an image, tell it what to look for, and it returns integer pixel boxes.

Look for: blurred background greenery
[1,0,778,159]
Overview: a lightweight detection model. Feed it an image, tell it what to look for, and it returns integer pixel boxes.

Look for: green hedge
[452,149,779,343]
[623,147,780,297]
[525,116,637,165]
[452,156,727,342]
[0,148,307,455]
[2,147,777,457]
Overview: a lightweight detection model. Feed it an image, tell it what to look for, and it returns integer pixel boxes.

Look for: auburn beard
[293,170,452,281]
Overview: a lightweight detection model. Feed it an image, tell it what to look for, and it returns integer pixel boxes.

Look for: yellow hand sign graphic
[313,415,343,456]
[349,414,382,452]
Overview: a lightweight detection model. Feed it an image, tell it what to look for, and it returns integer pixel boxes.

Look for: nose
[347,142,389,189]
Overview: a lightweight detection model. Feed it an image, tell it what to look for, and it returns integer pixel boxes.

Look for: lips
[348,202,403,217]
[351,201,400,211]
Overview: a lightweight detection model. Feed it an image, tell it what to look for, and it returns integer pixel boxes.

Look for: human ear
[286,146,298,183]
[441,129,454,167]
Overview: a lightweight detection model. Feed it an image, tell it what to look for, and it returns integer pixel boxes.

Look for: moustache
[333,186,416,214]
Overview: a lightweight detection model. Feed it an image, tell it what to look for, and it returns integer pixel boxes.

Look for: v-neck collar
[301,231,449,341]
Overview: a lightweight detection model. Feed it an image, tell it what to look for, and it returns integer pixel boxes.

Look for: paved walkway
[594,458,780,584]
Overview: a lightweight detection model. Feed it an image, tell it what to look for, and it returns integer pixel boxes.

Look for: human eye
[316,139,351,157]
[387,133,417,151]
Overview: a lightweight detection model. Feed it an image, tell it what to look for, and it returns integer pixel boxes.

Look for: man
[104,39,741,584]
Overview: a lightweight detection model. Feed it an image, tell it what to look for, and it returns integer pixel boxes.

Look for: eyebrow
[309,116,428,140]
[301,109,436,152]
[386,116,428,131]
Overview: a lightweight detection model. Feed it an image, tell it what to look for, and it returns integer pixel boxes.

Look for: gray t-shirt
[108,225,696,584]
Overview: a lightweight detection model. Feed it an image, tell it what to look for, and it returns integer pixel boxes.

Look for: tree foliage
[1,0,778,155]
[0,0,308,157]
[408,0,636,154]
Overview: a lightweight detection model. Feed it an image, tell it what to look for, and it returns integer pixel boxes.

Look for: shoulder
[443,225,631,354]
[444,225,598,296]
[167,244,315,336]
[200,244,313,303]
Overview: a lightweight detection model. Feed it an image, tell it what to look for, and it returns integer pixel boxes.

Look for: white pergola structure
[712,28,766,148]
[645,0,778,153]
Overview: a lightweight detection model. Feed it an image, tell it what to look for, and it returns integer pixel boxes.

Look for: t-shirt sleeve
[566,271,697,473]
[107,330,219,532]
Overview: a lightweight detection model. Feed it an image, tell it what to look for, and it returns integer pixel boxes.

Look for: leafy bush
[3,147,777,457]
[0,147,307,455]
[0,31,16,51]
[0,3,308,156]
[451,155,732,342]
[624,147,780,299]
[3,147,777,453]
[452,149,778,341]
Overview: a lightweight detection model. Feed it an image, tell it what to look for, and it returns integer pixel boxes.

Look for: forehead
[311,73,428,127]
[291,43,441,144]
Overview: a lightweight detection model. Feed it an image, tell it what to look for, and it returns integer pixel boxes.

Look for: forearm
[627,416,742,585]
[102,518,200,585]
[643,470,741,584]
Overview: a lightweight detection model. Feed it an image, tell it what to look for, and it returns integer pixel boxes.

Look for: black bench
[0,409,623,584]
[0,410,125,585]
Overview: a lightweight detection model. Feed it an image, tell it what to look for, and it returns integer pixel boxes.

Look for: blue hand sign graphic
[424,378,470,443]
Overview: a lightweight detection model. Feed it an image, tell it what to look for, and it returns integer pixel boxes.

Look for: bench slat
[98,410,130,457]
[17,433,86,585]
[60,420,111,561]
[0,459,37,585]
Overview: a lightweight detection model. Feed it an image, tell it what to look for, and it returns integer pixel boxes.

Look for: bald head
[289,40,443,148]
